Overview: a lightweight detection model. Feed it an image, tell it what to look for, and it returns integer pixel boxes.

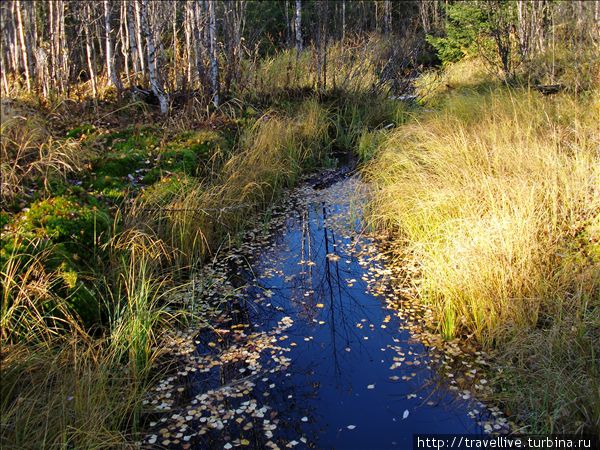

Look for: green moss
[156,130,228,177]
[2,197,111,327]
[0,211,9,230]
[91,127,159,175]
[66,123,95,139]
[103,126,159,151]
[19,196,109,246]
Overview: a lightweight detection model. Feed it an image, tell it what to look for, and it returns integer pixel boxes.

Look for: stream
[143,171,509,449]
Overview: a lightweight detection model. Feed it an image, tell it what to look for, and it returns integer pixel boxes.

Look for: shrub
[426,3,490,65]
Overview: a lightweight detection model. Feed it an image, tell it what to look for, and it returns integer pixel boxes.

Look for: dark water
[145,174,504,450]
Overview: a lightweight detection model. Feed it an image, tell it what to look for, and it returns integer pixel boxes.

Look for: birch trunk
[295,0,302,52]
[285,0,290,47]
[383,0,392,34]
[121,1,130,85]
[194,0,208,97]
[104,0,122,89]
[140,0,168,113]
[134,0,145,74]
[207,0,219,106]
[342,0,346,41]
[59,0,68,92]
[184,0,194,87]
[15,0,31,91]
[85,3,98,97]
[172,1,178,91]
[126,1,140,75]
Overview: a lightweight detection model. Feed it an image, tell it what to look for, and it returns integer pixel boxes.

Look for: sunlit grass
[241,36,388,100]
[364,67,599,432]
[132,98,333,270]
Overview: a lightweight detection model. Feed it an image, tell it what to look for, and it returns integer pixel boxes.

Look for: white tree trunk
[140,0,168,113]
[384,0,392,34]
[134,0,146,74]
[184,0,194,87]
[104,0,122,89]
[342,0,346,41]
[126,1,141,75]
[194,0,208,95]
[207,0,219,106]
[295,0,302,52]
[84,3,98,97]
[15,0,31,91]
[120,1,131,85]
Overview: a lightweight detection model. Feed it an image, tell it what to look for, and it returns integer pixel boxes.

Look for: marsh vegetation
[1,1,598,447]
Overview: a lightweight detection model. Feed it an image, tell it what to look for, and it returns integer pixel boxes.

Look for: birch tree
[383,0,392,34]
[126,0,141,76]
[15,0,31,91]
[133,0,146,74]
[193,0,209,98]
[140,0,168,113]
[104,0,122,89]
[207,0,219,106]
[295,0,302,52]
[84,2,97,97]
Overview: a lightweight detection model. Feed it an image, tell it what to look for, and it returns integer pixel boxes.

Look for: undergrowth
[0,37,407,447]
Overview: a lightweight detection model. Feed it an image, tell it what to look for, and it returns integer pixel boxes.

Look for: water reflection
[144,175,505,449]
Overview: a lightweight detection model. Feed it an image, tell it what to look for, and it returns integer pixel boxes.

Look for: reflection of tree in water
[143,176,507,449]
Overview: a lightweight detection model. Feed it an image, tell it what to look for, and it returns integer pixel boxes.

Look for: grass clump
[364,62,599,433]
[1,229,181,448]
[132,98,334,271]
[1,113,90,204]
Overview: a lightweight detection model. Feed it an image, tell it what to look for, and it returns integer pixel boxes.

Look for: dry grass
[131,99,332,270]
[241,36,389,99]
[0,112,90,202]
[0,231,182,448]
[364,62,599,433]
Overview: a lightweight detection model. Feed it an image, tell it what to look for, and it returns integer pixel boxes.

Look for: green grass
[364,61,600,434]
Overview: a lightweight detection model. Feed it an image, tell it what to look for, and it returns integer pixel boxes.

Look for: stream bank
[143,170,510,449]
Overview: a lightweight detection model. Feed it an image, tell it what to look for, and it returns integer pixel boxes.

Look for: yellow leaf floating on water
[327,253,340,262]
[241,439,250,446]
[316,303,324,308]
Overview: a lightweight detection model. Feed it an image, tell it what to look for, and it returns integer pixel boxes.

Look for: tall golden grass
[131,98,332,270]
[364,62,599,433]
[240,36,389,98]
[0,112,89,202]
